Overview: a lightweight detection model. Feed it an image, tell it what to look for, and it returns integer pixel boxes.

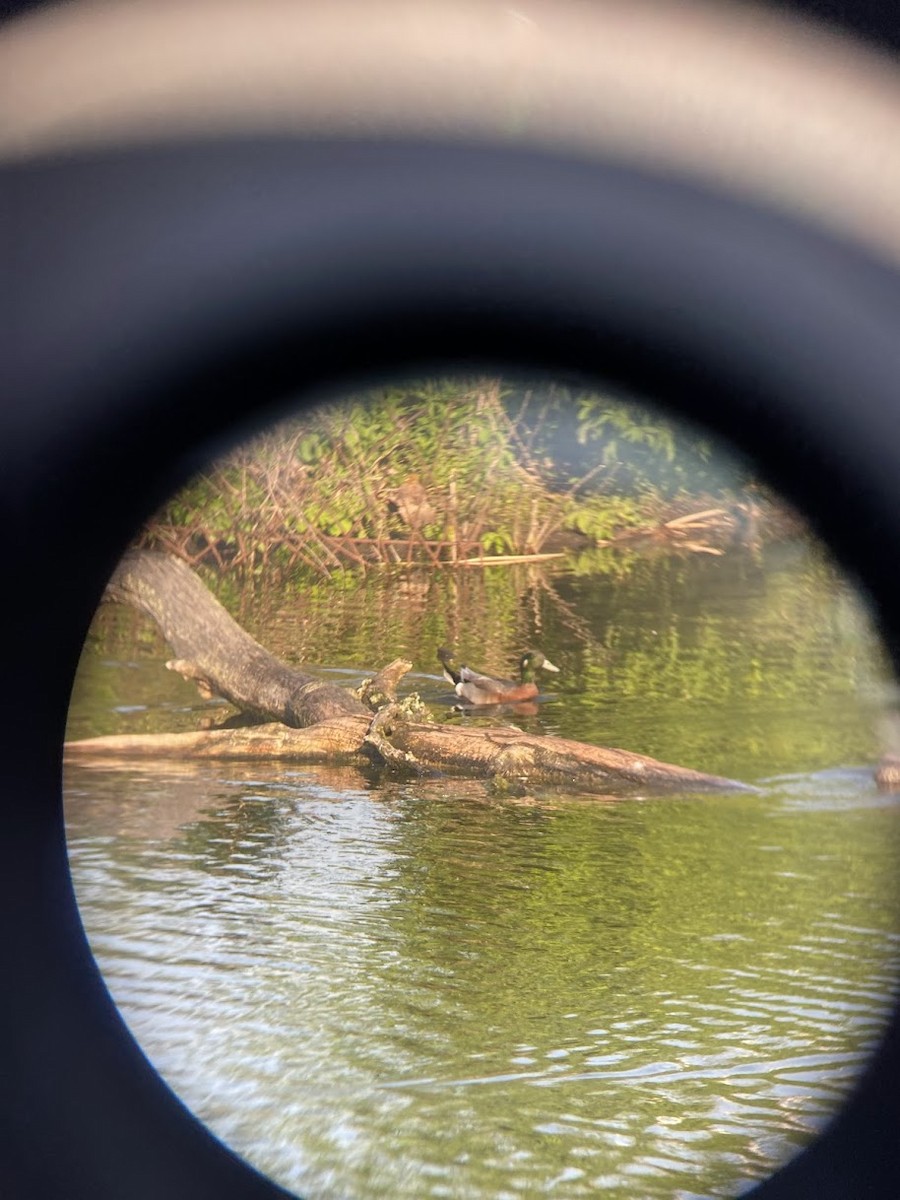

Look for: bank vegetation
[140,378,791,578]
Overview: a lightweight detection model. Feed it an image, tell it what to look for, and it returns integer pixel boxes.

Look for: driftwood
[66,551,751,795]
[66,716,374,767]
[65,712,745,795]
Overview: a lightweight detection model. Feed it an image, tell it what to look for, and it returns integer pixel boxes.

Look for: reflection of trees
[169,763,385,878]
[73,541,889,781]
[63,534,898,1200]
[92,542,885,716]
[235,563,543,681]
[68,605,213,740]
[65,763,228,845]
[375,793,662,1033]
[546,546,886,705]
[531,569,608,653]
[66,760,378,877]
[353,776,899,1099]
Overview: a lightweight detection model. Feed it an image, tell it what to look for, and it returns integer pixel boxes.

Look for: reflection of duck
[438,647,559,705]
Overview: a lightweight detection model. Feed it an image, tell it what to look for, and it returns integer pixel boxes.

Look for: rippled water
[65,760,900,1199]
[65,544,900,1197]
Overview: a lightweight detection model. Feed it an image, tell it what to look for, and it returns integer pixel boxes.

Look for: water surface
[65,542,900,1197]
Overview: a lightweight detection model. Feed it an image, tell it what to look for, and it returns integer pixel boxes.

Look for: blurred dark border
[6,135,900,1198]
[3,3,900,1198]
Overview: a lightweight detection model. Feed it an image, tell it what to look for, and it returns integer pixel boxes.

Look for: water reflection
[68,543,892,783]
[65,754,899,1198]
[64,542,900,1197]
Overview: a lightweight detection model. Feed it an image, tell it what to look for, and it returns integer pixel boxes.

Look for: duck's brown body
[438,647,559,706]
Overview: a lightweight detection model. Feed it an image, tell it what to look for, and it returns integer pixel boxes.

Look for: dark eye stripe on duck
[437,647,559,705]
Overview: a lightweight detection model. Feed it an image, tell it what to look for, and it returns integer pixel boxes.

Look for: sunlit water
[65,542,900,1198]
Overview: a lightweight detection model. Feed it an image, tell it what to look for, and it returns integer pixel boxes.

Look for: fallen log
[106,550,366,725]
[363,705,750,793]
[65,715,373,767]
[67,550,752,795]
[65,708,749,794]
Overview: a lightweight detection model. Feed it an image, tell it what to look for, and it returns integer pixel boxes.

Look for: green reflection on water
[70,540,893,782]
[64,765,900,1199]
[64,538,900,1198]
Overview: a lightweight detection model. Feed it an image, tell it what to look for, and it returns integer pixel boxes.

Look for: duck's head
[520,650,560,679]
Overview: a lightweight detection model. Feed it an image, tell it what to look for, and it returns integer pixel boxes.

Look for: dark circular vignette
[5,138,900,1199]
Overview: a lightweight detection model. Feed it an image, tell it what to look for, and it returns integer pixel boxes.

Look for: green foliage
[576,394,678,461]
[562,494,645,543]
[480,530,514,555]
[142,377,752,576]
[530,385,746,496]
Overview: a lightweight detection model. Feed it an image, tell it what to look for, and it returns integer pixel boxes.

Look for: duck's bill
[541,659,560,672]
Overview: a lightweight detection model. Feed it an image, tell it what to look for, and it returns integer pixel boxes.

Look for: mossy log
[67,551,752,795]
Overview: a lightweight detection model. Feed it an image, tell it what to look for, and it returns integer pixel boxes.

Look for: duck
[437,646,560,705]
